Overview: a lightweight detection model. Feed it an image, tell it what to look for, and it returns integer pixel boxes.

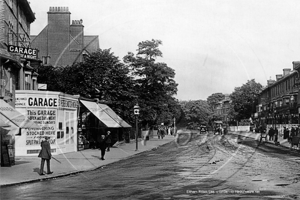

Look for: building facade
[30,7,100,67]
[215,94,231,124]
[0,0,41,166]
[256,61,300,130]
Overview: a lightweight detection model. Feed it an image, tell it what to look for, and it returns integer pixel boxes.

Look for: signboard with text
[15,92,78,156]
[7,45,38,59]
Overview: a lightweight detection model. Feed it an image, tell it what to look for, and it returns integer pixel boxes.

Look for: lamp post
[134,103,140,151]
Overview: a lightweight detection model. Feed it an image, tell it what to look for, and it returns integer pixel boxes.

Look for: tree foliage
[38,49,135,121]
[230,79,262,121]
[123,39,179,127]
[207,93,225,109]
[178,100,212,129]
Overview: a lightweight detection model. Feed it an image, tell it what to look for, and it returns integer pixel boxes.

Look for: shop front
[78,98,131,150]
[14,90,79,156]
[0,99,40,166]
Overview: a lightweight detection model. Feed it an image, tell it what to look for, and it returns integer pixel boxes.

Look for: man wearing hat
[38,136,53,175]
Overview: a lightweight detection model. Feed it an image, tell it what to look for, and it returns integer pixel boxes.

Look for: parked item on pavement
[38,136,53,175]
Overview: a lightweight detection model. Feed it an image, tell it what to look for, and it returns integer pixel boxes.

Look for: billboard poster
[25,109,56,145]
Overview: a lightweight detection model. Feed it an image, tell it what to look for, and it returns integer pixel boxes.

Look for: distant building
[215,94,231,123]
[30,7,100,67]
[256,62,300,127]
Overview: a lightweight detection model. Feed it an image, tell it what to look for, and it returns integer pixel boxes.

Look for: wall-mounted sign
[38,84,47,90]
[8,45,38,59]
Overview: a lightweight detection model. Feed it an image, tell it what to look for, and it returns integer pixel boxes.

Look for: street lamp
[134,103,140,151]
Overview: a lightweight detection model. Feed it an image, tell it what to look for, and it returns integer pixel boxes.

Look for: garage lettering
[28,97,58,107]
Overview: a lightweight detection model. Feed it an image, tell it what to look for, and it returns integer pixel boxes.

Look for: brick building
[256,61,300,128]
[215,94,231,124]
[30,7,100,67]
[0,0,40,166]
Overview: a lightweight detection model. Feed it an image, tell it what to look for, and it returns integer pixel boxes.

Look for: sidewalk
[229,131,292,149]
[0,135,174,187]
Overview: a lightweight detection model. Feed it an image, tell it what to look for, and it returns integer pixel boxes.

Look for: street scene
[1,131,300,199]
[1,0,300,200]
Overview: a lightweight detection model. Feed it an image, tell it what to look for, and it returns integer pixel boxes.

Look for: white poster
[25,109,56,145]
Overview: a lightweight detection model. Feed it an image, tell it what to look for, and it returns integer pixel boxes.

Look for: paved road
[1,132,300,199]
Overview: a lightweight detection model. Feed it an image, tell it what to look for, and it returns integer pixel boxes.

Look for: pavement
[229,130,294,149]
[0,135,175,187]
[1,131,297,187]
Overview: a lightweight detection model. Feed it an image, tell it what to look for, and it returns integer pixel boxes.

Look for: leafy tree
[37,65,61,91]
[38,49,135,121]
[207,93,225,109]
[123,39,179,128]
[230,79,262,121]
[178,100,212,129]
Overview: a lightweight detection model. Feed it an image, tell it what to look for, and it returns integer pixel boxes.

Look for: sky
[28,0,300,101]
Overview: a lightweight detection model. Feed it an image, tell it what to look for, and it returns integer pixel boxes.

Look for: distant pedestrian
[283,127,289,139]
[99,135,107,160]
[268,127,274,141]
[274,127,279,145]
[106,131,112,152]
[38,136,53,175]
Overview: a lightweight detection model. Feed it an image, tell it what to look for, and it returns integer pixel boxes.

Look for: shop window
[57,131,65,139]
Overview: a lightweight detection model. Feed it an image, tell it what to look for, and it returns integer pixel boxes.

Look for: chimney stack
[283,68,291,76]
[276,74,283,81]
[292,61,300,70]
[267,79,275,86]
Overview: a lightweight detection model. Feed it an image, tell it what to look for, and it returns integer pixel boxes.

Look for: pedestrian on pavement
[290,127,296,143]
[106,131,112,152]
[283,127,289,139]
[268,127,274,141]
[274,127,279,145]
[99,135,107,160]
[38,136,53,175]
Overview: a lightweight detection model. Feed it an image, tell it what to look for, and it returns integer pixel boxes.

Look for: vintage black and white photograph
[0,0,300,199]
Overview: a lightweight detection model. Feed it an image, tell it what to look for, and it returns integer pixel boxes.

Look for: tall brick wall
[69,20,84,63]
[47,7,70,66]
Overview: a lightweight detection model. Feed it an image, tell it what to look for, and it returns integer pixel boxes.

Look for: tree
[123,39,179,128]
[178,100,212,129]
[230,79,262,121]
[37,65,62,91]
[207,93,225,109]
[38,49,135,121]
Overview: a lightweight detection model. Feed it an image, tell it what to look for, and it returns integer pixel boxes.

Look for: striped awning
[80,100,131,128]
[0,99,40,129]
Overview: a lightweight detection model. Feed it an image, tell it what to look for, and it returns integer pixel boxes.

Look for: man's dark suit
[38,138,52,175]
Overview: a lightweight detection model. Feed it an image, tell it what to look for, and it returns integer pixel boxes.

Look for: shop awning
[98,104,131,128]
[0,118,9,127]
[0,99,40,129]
[80,100,131,128]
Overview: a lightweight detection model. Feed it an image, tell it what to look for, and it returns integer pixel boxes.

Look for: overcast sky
[28,0,300,101]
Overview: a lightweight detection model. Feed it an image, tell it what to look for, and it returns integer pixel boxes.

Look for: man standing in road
[38,136,53,175]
